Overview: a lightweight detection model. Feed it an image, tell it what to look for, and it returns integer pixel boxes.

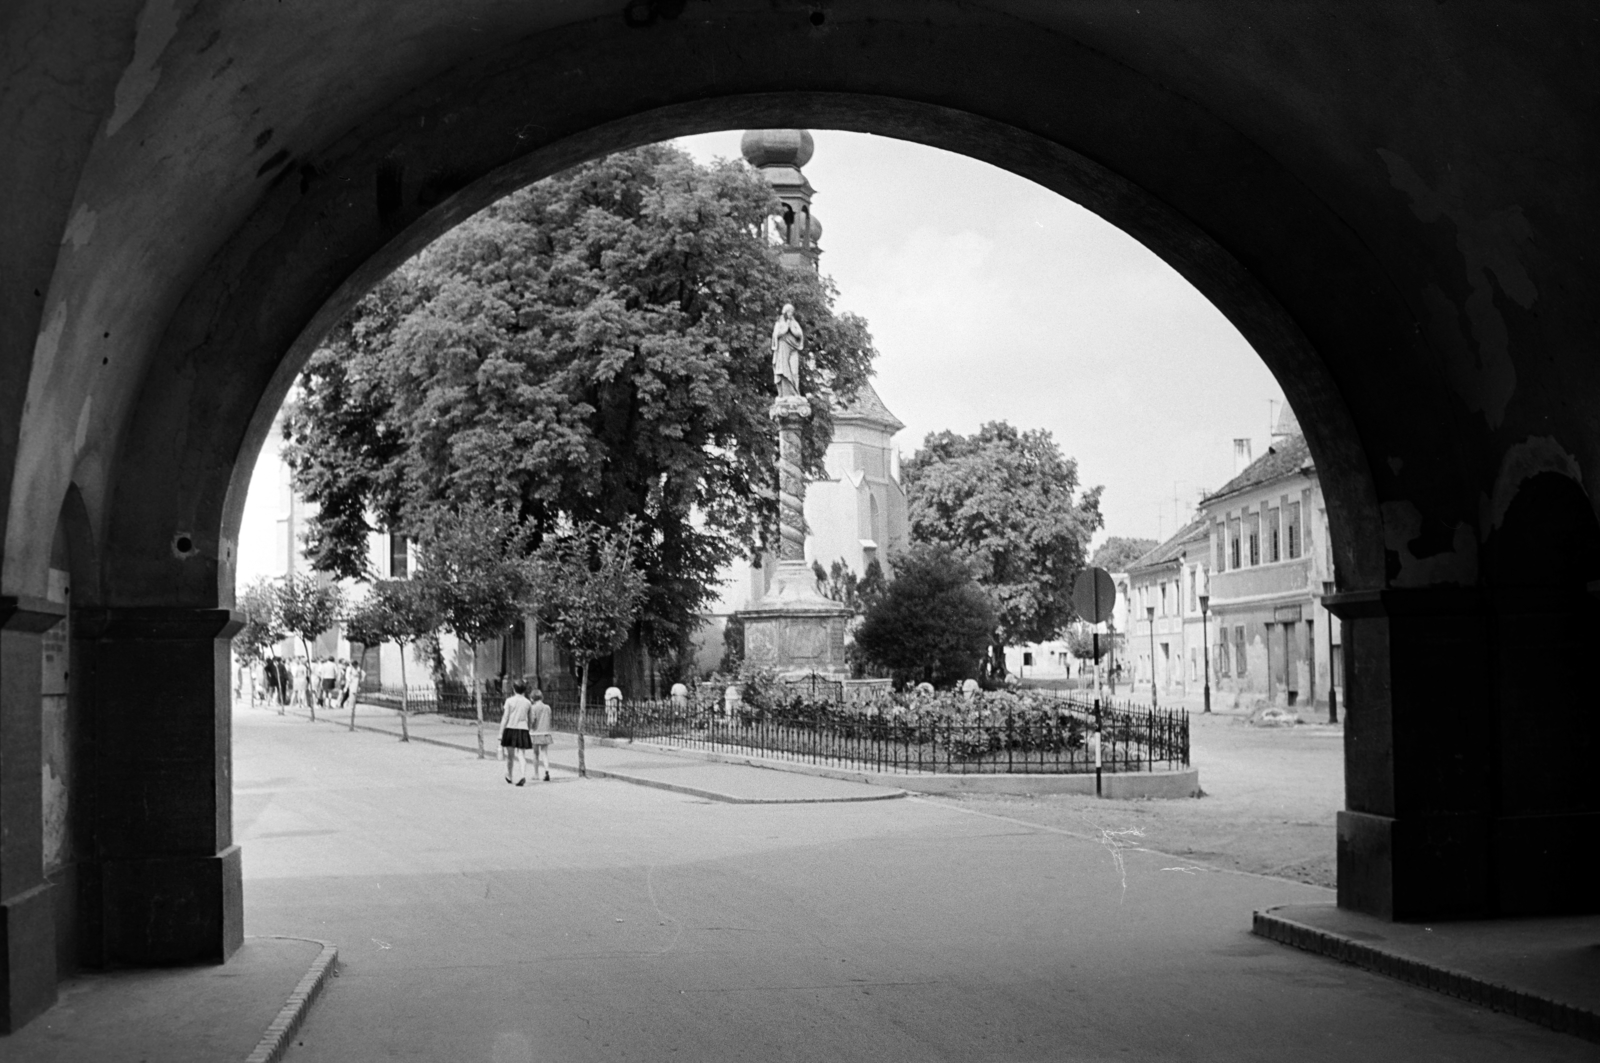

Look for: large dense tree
[284,144,876,661]
[854,546,997,688]
[1090,536,1159,572]
[902,421,1104,681]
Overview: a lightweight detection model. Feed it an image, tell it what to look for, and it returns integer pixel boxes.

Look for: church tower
[741,129,823,272]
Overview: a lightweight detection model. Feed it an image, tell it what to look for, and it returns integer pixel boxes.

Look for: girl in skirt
[499,680,535,785]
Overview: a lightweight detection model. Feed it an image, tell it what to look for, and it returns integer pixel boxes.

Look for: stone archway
[4,3,1597,1031]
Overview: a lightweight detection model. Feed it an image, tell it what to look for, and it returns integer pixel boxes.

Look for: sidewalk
[277,698,905,804]
[1256,904,1600,1043]
[2,935,336,1063]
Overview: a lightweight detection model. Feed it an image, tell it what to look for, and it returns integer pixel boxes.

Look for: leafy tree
[370,579,441,742]
[283,143,876,664]
[340,594,388,733]
[413,500,532,758]
[854,546,997,688]
[1090,536,1159,572]
[811,556,887,615]
[902,421,1103,681]
[274,574,344,721]
[235,577,284,663]
[524,520,648,777]
[235,578,285,704]
[1064,621,1115,663]
[719,613,746,675]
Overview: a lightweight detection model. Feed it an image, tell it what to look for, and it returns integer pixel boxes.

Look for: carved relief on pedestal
[744,622,778,666]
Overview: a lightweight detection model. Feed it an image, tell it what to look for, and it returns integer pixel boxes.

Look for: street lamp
[1198,593,1211,714]
[1146,604,1157,710]
[1323,580,1338,724]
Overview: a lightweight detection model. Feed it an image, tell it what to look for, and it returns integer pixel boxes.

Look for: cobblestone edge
[1252,907,1597,1044]
[242,937,339,1063]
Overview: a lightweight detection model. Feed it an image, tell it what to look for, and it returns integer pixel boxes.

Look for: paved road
[236,705,1589,1062]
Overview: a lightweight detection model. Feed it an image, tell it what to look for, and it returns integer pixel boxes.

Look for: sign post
[1073,567,1117,797]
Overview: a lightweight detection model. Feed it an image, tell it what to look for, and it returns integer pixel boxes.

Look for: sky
[677,129,1287,546]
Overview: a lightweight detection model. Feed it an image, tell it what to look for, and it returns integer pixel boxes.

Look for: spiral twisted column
[770,396,812,563]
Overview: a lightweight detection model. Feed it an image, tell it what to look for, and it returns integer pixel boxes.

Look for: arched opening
[5,7,1596,1036]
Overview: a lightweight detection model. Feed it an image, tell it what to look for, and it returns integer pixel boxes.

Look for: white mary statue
[771,303,803,397]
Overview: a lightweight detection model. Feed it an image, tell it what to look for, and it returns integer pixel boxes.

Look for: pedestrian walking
[290,656,308,708]
[262,654,280,705]
[499,680,535,786]
[317,656,338,708]
[343,658,364,711]
[275,656,291,707]
[529,688,553,782]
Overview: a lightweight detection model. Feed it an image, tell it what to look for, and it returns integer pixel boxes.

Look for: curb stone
[1252,907,1597,1044]
[242,937,339,1063]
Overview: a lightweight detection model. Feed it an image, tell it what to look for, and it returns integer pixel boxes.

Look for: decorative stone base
[739,561,852,678]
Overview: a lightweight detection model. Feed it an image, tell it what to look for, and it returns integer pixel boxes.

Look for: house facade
[1199,423,1341,710]
[1126,517,1211,703]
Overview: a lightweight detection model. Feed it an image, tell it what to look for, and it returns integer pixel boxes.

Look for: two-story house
[1199,423,1340,710]
[1126,517,1210,702]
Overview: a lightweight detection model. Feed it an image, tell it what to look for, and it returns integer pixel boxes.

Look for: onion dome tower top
[740,129,815,169]
[741,128,821,272]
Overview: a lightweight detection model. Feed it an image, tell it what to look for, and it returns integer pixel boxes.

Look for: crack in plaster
[1378,149,1536,429]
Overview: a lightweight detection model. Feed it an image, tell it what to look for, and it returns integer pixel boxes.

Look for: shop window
[1234,625,1247,675]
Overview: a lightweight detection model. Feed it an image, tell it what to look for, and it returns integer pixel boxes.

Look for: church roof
[1201,433,1314,506]
[833,380,904,432]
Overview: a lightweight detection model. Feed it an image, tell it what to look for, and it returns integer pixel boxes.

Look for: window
[1234,625,1247,675]
[1229,516,1242,569]
[1189,569,1197,612]
[1245,511,1260,566]
[1286,501,1301,559]
[1217,637,1230,677]
[389,535,409,579]
[1160,582,1169,616]
[1023,651,1034,666]
[1216,533,1227,573]
[1268,506,1281,562]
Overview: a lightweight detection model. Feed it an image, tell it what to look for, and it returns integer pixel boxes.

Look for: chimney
[1233,438,1253,475]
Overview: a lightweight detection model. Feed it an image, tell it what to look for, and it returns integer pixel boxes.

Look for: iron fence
[550,692,1187,776]
[354,681,1187,776]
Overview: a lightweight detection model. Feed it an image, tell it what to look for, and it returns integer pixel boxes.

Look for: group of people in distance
[240,653,364,713]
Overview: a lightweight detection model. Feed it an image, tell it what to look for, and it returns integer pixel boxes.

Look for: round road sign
[1072,566,1117,624]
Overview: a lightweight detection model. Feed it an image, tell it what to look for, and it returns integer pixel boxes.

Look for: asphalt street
[236,704,1591,1062]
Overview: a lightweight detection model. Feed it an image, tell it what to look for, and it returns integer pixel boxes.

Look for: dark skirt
[501,728,533,749]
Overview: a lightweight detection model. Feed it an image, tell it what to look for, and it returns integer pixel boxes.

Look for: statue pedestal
[739,560,852,679]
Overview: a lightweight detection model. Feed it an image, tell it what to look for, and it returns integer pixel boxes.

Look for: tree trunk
[989,638,1008,684]
[348,644,359,732]
[301,637,314,720]
[578,659,590,778]
[471,642,485,759]
[397,642,410,743]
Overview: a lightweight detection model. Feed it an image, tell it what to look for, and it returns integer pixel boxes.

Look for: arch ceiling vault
[1,0,1596,1031]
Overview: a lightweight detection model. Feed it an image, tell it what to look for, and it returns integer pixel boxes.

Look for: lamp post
[1146,604,1157,710]
[1198,593,1211,714]
[1322,580,1338,723]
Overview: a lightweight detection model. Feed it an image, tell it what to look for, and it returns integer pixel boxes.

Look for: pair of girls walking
[499,681,552,786]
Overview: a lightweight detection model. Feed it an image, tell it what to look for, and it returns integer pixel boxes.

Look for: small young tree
[1064,621,1112,664]
[364,578,441,742]
[341,593,389,733]
[275,573,344,721]
[524,520,648,777]
[854,546,998,689]
[235,578,285,705]
[413,501,532,758]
